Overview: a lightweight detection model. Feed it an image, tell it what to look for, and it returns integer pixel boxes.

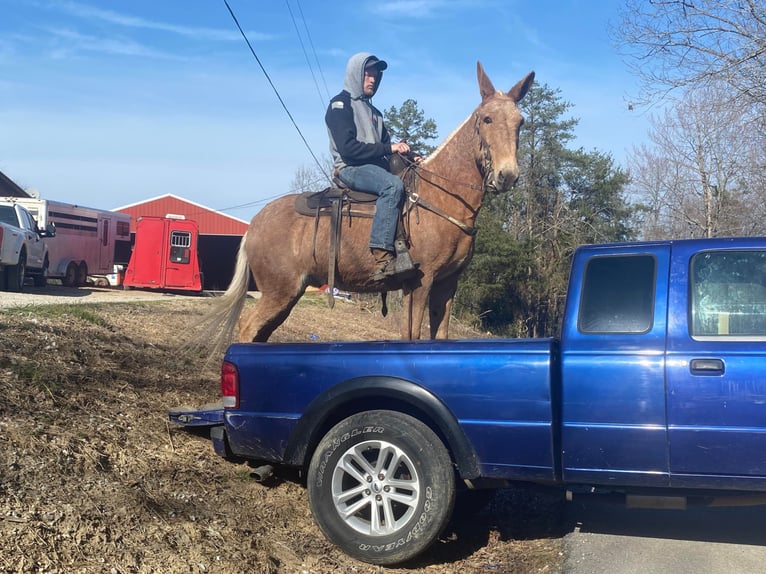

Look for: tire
[77,262,88,286]
[33,256,49,287]
[307,410,455,565]
[6,252,26,292]
[63,262,78,287]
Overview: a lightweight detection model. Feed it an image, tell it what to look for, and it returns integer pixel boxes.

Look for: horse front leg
[401,283,431,340]
[428,274,460,339]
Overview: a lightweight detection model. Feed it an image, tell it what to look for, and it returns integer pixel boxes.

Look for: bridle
[396,115,500,236]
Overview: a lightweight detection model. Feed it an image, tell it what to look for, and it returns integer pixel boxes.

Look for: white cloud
[44,27,188,60]
[55,0,270,42]
[371,0,476,18]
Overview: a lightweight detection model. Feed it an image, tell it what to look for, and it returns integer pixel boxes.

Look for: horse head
[475,63,535,194]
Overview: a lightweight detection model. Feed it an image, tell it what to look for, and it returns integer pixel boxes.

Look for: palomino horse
[208,63,534,344]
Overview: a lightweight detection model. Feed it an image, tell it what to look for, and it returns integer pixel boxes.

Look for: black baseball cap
[365,56,388,71]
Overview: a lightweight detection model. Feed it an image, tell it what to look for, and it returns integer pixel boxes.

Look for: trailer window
[692,250,766,339]
[169,231,192,264]
[579,254,656,334]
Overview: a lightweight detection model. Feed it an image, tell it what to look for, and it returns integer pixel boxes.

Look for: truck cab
[0,200,55,290]
[561,238,766,491]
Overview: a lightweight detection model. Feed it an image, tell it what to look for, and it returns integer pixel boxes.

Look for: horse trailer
[123,215,203,292]
[6,197,132,287]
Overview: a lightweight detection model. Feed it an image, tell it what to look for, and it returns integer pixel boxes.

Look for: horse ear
[508,71,536,103]
[477,61,496,102]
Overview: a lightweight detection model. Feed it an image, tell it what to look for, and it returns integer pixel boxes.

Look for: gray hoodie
[325,52,392,172]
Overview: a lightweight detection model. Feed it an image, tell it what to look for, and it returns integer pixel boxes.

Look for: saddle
[293,159,417,308]
[293,185,378,218]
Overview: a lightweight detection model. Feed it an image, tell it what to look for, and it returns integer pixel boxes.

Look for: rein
[398,159,484,236]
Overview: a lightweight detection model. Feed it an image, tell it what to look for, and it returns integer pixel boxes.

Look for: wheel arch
[282,376,480,479]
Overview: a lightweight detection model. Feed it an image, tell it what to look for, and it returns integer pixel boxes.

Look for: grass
[2,303,109,326]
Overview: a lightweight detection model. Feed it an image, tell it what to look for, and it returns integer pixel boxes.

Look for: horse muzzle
[487,167,520,193]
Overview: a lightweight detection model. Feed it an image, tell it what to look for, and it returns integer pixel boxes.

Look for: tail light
[221,360,239,409]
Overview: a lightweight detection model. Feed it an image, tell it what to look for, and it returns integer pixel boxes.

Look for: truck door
[560,245,671,487]
[19,207,46,269]
[666,244,766,486]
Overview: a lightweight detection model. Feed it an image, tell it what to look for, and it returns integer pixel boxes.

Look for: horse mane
[422,115,472,166]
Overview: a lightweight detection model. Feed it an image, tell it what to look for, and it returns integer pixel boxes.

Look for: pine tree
[383,99,438,156]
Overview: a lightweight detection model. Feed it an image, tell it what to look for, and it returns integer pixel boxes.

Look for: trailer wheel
[63,262,78,287]
[6,251,26,292]
[307,410,455,565]
[77,262,88,286]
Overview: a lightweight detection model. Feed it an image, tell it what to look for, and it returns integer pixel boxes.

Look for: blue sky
[0,0,648,222]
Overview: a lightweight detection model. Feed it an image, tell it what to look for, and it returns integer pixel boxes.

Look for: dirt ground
[0,291,564,573]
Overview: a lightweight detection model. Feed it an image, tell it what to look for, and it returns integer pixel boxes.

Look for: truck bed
[224,338,559,481]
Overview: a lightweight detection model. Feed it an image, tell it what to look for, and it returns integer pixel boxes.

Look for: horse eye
[483,116,492,124]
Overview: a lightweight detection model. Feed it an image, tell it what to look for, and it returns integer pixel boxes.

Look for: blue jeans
[338,164,404,252]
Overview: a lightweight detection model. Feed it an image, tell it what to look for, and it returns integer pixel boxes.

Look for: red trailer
[123,215,203,292]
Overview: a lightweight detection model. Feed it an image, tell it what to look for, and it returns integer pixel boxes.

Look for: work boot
[370,248,418,282]
[371,249,397,281]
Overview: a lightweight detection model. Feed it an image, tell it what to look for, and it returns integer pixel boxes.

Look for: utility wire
[222,0,331,184]
[285,0,326,112]
[295,0,330,101]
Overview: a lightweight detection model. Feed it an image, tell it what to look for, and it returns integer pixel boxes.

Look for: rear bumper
[168,402,231,458]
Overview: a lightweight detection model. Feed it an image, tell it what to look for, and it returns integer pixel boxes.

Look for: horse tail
[189,232,252,358]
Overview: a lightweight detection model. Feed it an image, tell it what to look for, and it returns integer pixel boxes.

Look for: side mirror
[41,222,56,238]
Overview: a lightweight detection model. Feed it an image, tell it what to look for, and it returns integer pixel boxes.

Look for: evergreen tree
[383,99,438,156]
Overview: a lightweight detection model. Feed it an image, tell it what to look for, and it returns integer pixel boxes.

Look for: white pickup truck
[0,200,55,291]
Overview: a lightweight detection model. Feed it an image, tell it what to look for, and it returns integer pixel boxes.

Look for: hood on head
[344,52,387,99]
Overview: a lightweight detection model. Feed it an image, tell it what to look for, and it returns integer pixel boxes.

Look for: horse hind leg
[238,290,305,342]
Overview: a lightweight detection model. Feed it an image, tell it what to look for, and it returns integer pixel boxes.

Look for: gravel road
[0,284,186,309]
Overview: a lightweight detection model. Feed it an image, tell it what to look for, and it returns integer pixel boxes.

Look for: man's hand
[391,142,411,154]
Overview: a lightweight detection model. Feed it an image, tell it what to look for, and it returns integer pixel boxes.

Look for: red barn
[115,194,251,291]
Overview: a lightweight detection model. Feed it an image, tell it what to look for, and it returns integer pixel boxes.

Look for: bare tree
[628,81,766,239]
[615,0,766,109]
[289,155,334,194]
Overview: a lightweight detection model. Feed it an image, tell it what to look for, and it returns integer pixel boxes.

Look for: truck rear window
[692,250,766,339]
[579,254,656,334]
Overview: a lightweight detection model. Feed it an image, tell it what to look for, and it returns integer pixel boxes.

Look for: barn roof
[0,170,32,198]
[114,194,249,235]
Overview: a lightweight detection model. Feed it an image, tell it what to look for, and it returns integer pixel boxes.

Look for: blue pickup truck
[172,237,766,565]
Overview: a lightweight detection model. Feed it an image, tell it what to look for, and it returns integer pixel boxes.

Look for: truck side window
[692,250,766,338]
[169,231,192,264]
[579,255,655,334]
[0,206,17,226]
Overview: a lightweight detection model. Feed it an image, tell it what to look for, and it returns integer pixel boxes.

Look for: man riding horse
[325,52,419,282]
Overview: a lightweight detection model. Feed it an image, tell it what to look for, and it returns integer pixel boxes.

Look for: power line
[285,0,326,112]
[295,0,330,101]
[222,0,331,185]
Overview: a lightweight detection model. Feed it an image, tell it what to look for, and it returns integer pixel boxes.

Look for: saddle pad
[294,187,377,217]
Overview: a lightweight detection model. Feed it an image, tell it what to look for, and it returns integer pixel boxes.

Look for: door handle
[690,358,725,375]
